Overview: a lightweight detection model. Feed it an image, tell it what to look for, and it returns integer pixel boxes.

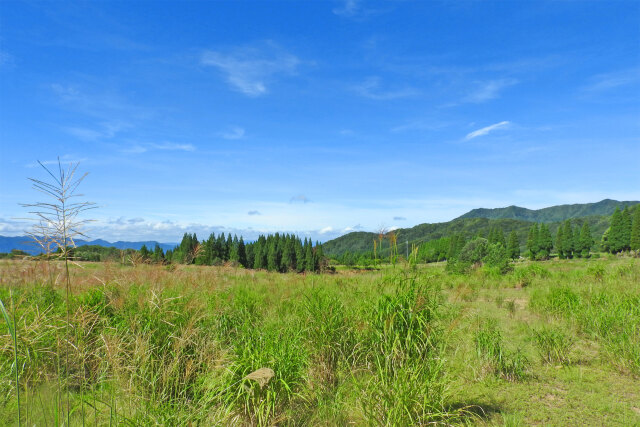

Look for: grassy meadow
[1,256,639,425]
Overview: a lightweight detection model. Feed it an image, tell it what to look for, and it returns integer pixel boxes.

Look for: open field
[1,257,639,425]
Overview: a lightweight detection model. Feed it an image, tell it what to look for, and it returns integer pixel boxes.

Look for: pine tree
[304,239,314,272]
[238,238,247,267]
[295,238,305,272]
[556,226,565,259]
[621,207,632,251]
[562,221,574,259]
[229,235,239,263]
[267,239,278,271]
[537,224,553,259]
[140,244,151,260]
[578,222,593,258]
[507,230,520,260]
[152,243,164,263]
[527,224,539,260]
[630,207,640,251]
[497,228,506,247]
[281,238,293,272]
[608,208,623,253]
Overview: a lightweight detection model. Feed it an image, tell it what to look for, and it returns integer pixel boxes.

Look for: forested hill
[323,215,613,257]
[456,199,638,223]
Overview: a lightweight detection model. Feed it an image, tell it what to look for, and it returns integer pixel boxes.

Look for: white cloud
[319,226,334,234]
[465,121,510,140]
[464,79,517,103]
[221,126,245,140]
[201,42,300,97]
[354,76,419,100]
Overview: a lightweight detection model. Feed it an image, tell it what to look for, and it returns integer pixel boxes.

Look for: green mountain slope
[324,215,613,257]
[457,199,638,223]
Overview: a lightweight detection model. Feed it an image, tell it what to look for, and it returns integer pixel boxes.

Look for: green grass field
[1,256,639,425]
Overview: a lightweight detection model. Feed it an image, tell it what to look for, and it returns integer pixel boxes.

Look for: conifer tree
[608,208,623,253]
[304,240,314,272]
[281,238,293,272]
[295,238,305,272]
[226,234,234,261]
[561,221,574,258]
[630,207,640,251]
[527,224,539,260]
[621,207,632,251]
[556,226,565,259]
[229,235,239,263]
[139,244,151,260]
[237,238,247,267]
[537,224,553,259]
[578,222,593,258]
[152,243,164,263]
[507,230,519,260]
[267,239,278,271]
[497,228,506,247]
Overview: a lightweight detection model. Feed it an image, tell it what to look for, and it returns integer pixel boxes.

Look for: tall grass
[475,318,529,381]
[530,261,640,374]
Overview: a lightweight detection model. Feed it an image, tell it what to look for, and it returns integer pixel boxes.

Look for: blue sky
[1,0,639,242]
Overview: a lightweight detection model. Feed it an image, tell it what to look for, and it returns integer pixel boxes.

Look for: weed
[531,326,573,365]
[475,318,529,381]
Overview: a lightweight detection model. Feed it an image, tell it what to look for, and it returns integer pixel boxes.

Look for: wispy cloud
[220,126,245,140]
[333,0,360,17]
[63,121,130,141]
[290,194,311,204]
[26,154,88,168]
[247,210,261,216]
[353,76,419,100]
[464,79,517,103]
[122,142,195,154]
[393,216,406,221]
[391,118,452,133]
[0,50,14,68]
[201,42,300,97]
[582,68,640,92]
[465,121,510,140]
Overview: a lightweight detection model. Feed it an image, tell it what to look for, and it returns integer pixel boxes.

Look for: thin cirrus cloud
[353,76,419,100]
[582,67,640,93]
[201,42,300,97]
[247,210,261,216]
[221,126,245,140]
[464,78,518,103]
[333,0,359,17]
[393,216,406,221]
[465,121,510,140]
[122,142,196,154]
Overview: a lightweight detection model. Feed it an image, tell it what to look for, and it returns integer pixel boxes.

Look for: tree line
[145,232,326,273]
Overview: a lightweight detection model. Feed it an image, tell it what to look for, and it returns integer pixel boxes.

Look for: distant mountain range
[456,199,638,223]
[323,199,638,256]
[0,236,176,255]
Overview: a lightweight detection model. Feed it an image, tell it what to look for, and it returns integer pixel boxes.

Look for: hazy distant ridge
[0,236,176,255]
